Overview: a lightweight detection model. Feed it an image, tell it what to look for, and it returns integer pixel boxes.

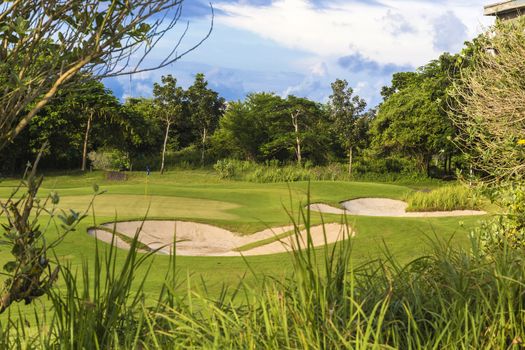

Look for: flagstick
[145,174,149,198]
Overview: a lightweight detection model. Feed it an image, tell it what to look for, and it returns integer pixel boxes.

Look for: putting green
[58,194,240,220]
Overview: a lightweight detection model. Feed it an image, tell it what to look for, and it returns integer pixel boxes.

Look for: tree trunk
[348,146,353,175]
[160,121,171,175]
[296,134,302,166]
[201,127,207,166]
[291,111,301,166]
[81,111,93,171]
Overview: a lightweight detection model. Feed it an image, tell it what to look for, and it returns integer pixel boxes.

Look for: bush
[475,184,525,252]
[405,185,481,212]
[214,159,236,179]
[88,148,130,171]
[170,145,203,166]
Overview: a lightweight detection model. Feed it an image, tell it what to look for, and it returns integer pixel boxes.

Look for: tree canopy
[0,0,211,150]
[186,73,226,164]
[370,53,461,176]
[328,79,367,174]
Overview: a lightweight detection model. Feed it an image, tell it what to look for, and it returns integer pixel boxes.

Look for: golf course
[0,169,488,296]
[3,1,525,348]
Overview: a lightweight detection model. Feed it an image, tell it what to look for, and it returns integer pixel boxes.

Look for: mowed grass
[0,170,487,300]
[61,194,240,220]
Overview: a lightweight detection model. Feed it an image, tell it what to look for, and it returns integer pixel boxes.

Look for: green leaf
[50,191,60,205]
[3,261,17,273]
[95,13,104,28]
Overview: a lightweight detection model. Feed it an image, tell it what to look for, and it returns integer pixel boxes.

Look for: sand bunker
[88,221,352,257]
[309,198,486,218]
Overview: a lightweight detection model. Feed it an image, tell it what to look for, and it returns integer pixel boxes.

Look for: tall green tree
[213,94,276,161]
[370,53,460,176]
[212,93,331,164]
[1,78,121,171]
[285,96,328,166]
[153,75,185,174]
[328,79,367,174]
[121,98,163,169]
[380,72,418,101]
[186,73,225,165]
[61,78,120,171]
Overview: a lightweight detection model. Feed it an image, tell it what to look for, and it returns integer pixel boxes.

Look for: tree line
[1,51,473,178]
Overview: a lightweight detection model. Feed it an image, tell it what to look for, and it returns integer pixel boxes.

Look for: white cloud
[310,61,328,76]
[432,10,468,52]
[354,81,368,95]
[214,0,493,68]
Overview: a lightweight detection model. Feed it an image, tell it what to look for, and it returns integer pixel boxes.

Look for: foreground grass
[1,216,522,349]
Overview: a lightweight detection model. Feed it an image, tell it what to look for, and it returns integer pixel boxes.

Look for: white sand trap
[309,198,486,218]
[88,221,352,257]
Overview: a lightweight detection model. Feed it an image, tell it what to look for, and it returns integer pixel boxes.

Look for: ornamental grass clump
[405,185,481,212]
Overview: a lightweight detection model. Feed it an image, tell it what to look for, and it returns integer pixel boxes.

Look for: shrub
[129,153,161,172]
[88,148,130,171]
[405,185,481,212]
[451,17,525,182]
[475,184,525,252]
[214,159,236,179]
[170,145,202,166]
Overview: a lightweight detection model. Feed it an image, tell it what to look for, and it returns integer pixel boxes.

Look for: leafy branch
[0,147,103,313]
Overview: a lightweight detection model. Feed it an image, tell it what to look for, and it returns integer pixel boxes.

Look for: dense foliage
[1,48,474,180]
[369,53,462,177]
[451,17,525,183]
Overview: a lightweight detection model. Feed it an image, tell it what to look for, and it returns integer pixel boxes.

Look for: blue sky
[105,0,494,107]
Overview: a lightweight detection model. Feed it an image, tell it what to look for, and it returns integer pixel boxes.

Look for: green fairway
[0,170,487,299]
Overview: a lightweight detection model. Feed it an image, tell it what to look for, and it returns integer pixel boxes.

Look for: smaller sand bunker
[88,221,352,257]
[309,198,486,218]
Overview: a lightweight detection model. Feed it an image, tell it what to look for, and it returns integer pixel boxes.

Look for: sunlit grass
[405,185,483,212]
